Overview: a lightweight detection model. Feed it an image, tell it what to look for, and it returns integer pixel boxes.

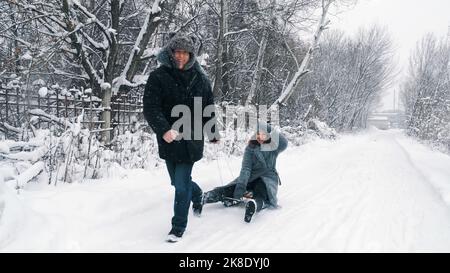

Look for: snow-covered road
[2,129,450,252]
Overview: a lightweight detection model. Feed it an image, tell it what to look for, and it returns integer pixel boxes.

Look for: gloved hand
[243,191,253,198]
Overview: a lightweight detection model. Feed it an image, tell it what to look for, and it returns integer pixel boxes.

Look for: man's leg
[191,179,203,216]
[165,161,176,185]
[169,162,202,207]
[166,160,194,235]
[191,180,203,205]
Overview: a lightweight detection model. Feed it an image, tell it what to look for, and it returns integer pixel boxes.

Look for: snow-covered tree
[285,25,395,131]
[1,0,172,141]
[402,33,450,150]
[3,0,168,95]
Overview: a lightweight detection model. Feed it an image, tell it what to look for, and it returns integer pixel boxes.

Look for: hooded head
[168,34,196,55]
[256,121,272,135]
[249,121,273,147]
[157,33,198,71]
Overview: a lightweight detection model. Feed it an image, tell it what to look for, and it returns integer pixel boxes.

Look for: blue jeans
[165,160,203,233]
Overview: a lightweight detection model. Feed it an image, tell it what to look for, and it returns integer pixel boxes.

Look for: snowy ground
[1,128,450,252]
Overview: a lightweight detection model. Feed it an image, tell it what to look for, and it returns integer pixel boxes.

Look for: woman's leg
[203,184,236,204]
[246,178,268,212]
[251,179,269,212]
[244,178,269,223]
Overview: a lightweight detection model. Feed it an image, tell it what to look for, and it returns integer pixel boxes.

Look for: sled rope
[214,144,225,187]
[223,153,235,178]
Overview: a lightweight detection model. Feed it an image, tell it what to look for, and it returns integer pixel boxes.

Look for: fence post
[127,95,131,133]
[56,91,60,117]
[117,97,121,136]
[37,94,41,129]
[15,87,20,128]
[64,95,68,120]
[74,96,78,118]
[5,88,9,124]
[89,93,93,131]
[81,94,86,127]
[101,84,112,143]
[3,88,8,139]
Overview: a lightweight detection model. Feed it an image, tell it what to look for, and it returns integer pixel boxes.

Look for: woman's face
[256,131,268,144]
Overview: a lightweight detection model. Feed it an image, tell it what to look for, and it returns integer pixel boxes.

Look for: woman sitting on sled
[202,121,288,223]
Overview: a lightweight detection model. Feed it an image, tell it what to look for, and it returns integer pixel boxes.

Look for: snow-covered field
[1,128,450,252]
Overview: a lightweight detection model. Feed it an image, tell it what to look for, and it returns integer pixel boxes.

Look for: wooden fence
[0,86,145,139]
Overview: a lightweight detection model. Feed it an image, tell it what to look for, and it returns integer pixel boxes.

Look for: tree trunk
[245,29,268,106]
[270,0,332,111]
[213,0,228,100]
[104,0,120,85]
[122,0,166,87]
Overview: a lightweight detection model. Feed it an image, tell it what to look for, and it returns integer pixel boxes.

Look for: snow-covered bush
[104,129,161,170]
[402,34,450,153]
[0,105,338,188]
[0,108,162,188]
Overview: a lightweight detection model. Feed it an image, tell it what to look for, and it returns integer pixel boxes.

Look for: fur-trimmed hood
[156,46,207,77]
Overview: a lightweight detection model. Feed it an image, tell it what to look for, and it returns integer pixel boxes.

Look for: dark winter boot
[166,228,184,243]
[244,199,257,223]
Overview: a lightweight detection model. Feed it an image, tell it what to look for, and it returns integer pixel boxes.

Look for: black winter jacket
[143,48,218,163]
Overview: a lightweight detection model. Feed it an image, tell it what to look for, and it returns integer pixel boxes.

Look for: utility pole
[393,89,396,112]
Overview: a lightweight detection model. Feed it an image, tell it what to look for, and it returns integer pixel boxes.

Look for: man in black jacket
[143,34,219,243]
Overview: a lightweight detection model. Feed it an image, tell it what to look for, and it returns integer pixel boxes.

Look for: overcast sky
[330,0,450,111]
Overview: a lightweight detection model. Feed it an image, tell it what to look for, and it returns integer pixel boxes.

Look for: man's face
[173,49,190,69]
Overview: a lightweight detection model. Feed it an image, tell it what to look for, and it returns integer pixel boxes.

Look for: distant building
[367,115,390,130]
[367,111,407,130]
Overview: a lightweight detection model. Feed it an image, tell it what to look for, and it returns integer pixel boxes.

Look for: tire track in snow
[275,130,450,252]
[392,134,450,209]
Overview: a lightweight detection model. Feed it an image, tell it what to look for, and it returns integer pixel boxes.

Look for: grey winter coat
[231,124,288,207]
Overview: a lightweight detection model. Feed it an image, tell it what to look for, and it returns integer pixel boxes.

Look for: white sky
[330,0,450,111]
